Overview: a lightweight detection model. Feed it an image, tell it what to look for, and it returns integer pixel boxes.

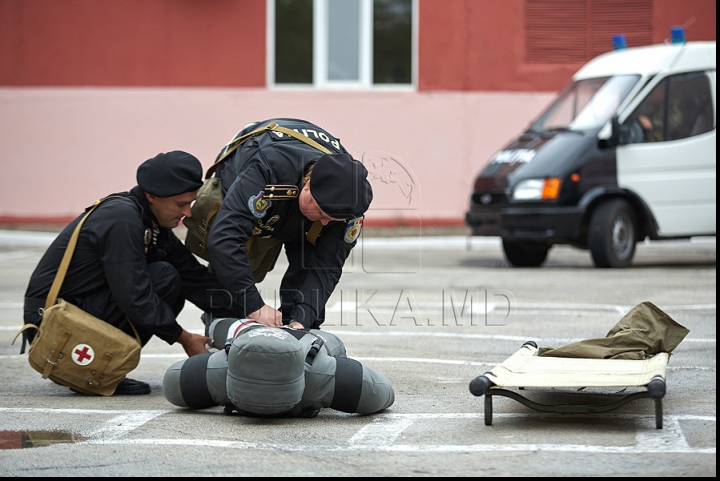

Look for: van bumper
[501,206,585,244]
[466,208,503,236]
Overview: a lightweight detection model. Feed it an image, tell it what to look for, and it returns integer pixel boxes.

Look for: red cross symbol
[74,346,92,363]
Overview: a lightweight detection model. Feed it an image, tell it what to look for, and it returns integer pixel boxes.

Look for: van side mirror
[608,115,621,147]
[606,114,633,147]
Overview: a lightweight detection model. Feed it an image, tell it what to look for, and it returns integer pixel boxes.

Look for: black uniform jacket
[25,187,214,344]
[208,118,358,327]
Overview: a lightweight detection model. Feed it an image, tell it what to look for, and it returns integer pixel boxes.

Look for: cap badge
[344,217,363,244]
[249,191,272,219]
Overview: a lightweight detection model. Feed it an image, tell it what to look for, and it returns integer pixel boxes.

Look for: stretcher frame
[470,342,668,428]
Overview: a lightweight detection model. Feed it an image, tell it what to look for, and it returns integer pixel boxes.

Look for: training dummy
[163,318,394,417]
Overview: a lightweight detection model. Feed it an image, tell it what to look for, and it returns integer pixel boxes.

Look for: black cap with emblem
[310,154,373,219]
[136,151,204,198]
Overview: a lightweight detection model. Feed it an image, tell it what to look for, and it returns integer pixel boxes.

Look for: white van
[466,29,716,267]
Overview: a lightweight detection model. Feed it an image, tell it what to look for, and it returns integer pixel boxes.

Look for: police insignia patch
[344,217,363,243]
[249,191,272,218]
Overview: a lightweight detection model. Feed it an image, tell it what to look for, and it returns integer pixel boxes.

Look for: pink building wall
[0,88,553,226]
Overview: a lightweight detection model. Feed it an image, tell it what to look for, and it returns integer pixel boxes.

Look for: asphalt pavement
[0,230,715,476]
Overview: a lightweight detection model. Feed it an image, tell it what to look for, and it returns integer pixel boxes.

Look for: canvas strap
[210,122,334,246]
[205,121,333,179]
[44,195,141,343]
[42,330,71,379]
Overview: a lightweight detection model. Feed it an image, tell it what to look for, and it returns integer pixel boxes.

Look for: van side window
[667,72,714,140]
[625,72,714,143]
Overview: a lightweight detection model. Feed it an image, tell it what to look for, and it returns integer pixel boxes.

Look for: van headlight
[512,178,561,200]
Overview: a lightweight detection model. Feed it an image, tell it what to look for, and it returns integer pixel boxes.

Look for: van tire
[588,199,637,268]
[502,240,550,267]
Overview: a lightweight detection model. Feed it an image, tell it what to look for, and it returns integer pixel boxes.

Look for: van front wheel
[588,199,637,268]
[502,240,551,267]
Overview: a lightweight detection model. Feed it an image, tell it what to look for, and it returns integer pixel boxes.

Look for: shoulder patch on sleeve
[343,217,363,244]
[249,191,272,218]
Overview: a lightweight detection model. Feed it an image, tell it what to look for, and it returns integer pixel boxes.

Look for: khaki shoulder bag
[184,122,332,261]
[14,197,142,396]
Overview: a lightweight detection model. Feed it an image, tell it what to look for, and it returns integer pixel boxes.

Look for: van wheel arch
[581,191,654,244]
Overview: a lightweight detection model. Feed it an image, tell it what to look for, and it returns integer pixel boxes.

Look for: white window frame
[267,0,417,90]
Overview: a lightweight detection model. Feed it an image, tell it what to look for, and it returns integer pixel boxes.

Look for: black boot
[114,378,151,395]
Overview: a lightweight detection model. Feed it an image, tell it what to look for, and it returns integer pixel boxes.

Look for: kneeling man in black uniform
[23,151,235,395]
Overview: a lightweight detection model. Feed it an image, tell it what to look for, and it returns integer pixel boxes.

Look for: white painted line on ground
[1,409,714,454]
[0,231,58,248]
[0,250,38,261]
[0,407,170,415]
[0,353,714,372]
[635,416,689,451]
[348,417,414,447]
[1,230,714,251]
[0,304,24,309]
[85,411,169,440]
[2,324,714,344]
[322,330,717,345]
[353,357,495,366]
[326,300,716,315]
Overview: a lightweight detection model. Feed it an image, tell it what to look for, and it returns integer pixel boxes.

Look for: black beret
[310,154,373,219]
[136,151,204,197]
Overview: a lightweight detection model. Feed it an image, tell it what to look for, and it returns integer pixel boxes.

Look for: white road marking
[85,411,169,440]
[325,300,716,316]
[0,250,38,261]
[0,353,714,373]
[635,416,689,451]
[353,356,495,366]
[321,329,717,345]
[0,304,24,310]
[2,325,716,346]
[348,417,414,447]
[0,408,714,454]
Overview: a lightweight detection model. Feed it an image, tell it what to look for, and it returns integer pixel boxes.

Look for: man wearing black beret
[204,118,373,329]
[23,151,235,395]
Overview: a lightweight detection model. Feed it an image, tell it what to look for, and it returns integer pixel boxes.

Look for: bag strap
[45,197,122,310]
[44,195,141,343]
[208,122,334,245]
[205,123,275,179]
[269,123,332,156]
[205,121,333,179]
[264,124,333,245]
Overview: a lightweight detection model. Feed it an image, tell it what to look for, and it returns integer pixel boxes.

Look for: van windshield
[530,75,640,132]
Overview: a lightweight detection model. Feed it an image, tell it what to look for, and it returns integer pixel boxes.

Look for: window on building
[270,0,415,88]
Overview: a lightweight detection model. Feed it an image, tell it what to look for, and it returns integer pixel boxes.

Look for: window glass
[531,75,638,131]
[373,0,412,84]
[571,75,639,129]
[626,79,666,142]
[667,72,714,140]
[625,72,714,143]
[328,0,361,81]
[275,0,314,84]
[273,0,414,87]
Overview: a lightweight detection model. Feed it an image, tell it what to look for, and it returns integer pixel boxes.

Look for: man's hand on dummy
[249,304,283,327]
[177,329,212,357]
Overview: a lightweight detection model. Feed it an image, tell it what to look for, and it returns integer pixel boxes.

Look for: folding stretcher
[469,341,668,428]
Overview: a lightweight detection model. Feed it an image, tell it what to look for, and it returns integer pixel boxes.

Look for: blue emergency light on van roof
[612,34,627,50]
[670,26,686,44]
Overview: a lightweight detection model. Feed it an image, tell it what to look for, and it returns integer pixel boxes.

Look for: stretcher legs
[469,346,668,428]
